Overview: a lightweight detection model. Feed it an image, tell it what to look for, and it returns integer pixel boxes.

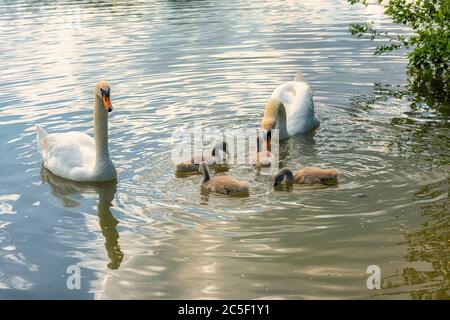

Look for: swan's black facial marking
[100,88,111,98]
[99,87,112,112]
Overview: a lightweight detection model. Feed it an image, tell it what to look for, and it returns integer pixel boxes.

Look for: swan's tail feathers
[294,71,305,82]
[36,125,48,156]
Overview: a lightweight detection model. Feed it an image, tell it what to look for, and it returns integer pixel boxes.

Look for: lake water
[0,0,448,299]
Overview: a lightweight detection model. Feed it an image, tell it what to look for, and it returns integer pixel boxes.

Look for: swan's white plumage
[37,130,97,181]
[36,81,116,182]
[268,72,320,139]
[36,125,48,155]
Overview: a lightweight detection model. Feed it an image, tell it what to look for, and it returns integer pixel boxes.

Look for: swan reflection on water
[40,166,124,270]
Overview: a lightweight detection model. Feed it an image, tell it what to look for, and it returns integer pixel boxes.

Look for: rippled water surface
[0,0,448,299]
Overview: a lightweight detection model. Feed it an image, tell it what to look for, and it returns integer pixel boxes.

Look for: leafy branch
[348,0,450,78]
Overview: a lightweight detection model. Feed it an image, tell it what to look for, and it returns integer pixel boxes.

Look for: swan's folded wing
[271,82,295,108]
[36,125,48,158]
[272,81,314,119]
[296,167,338,184]
[45,132,96,178]
[287,82,319,134]
[210,176,249,194]
[290,82,314,115]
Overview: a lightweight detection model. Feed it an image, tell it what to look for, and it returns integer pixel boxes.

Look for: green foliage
[348,0,450,80]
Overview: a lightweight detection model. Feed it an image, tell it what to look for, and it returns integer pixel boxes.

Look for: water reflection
[383,180,449,299]
[350,82,449,169]
[40,167,124,269]
[350,81,449,299]
[407,70,450,113]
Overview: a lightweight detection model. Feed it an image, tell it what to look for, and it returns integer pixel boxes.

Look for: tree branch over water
[348,0,449,100]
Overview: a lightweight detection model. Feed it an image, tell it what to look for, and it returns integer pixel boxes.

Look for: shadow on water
[351,70,449,114]
[40,166,124,270]
[407,70,450,114]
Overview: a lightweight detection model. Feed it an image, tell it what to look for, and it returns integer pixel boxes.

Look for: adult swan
[261,72,319,148]
[36,80,117,182]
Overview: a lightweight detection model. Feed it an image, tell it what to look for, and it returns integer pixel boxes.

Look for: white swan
[36,80,117,182]
[261,72,319,146]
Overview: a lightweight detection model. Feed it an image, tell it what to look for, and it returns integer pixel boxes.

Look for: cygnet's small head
[273,168,294,187]
[95,80,113,113]
[211,141,229,157]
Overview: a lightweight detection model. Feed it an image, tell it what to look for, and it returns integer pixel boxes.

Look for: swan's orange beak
[102,96,113,112]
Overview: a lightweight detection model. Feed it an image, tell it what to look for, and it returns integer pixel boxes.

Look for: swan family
[36,73,339,196]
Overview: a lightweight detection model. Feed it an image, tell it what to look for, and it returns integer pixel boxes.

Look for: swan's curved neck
[263,99,287,131]
[94,94,110,165]
[275,106,287,132]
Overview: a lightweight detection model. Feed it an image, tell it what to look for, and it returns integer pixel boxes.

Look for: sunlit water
[0,0,448,299]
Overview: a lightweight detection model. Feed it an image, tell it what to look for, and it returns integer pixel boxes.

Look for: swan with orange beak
[36,80,117,182]
[261,72,320,150]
